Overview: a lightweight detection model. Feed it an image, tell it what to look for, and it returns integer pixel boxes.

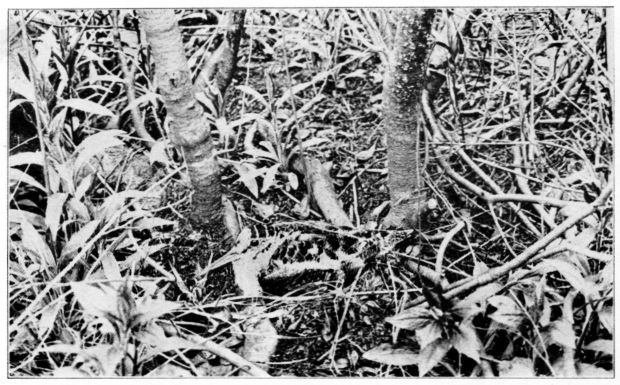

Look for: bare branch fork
[410,11,614,305]
[442,180,612,300]
[407,148,612,309]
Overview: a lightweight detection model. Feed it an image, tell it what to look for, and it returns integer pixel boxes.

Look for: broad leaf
[80,344,124,376]
[100,251,122,281]
[454,282,502,320]
[417,340,450,376]
[134,217,176,231]
[452,322,482,363]
[416,321,443,351]
[386,306,433,330]
[149,140,170,165]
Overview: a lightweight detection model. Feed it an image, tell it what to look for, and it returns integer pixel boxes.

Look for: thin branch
[112,12,155,148]
[407,178,612,308]
[186,335,271,377]
[512,146,556,229]
[444,179,612,300]
[423,89,541,237]
[435,220,465,274]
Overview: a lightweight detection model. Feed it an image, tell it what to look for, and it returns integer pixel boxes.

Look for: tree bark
[138,9,223,233]
[382,9,436,229]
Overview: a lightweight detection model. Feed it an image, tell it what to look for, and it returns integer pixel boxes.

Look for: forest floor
[8,9,613,377]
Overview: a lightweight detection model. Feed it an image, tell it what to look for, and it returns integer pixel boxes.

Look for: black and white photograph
[5,3,616,378]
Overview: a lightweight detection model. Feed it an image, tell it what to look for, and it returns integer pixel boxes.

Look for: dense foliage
[8,9,613,377]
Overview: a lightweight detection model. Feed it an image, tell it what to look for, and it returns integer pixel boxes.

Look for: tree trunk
[138,9,224,233]
[382,9,436,229]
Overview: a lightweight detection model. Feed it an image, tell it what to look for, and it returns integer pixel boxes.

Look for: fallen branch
[405,262,449,291]
[444,180,611,299]
[291,156,354,228]
[408,179,612,308]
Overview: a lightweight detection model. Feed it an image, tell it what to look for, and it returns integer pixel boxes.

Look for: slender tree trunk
[382,9,436,229]
[138,9,224,232]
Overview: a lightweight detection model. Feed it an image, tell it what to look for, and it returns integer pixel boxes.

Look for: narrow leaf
[362,343,419,366]
[61,220,100,258]
[74,129,125,171]
[45,192,67,243]
[70,282,119,319]
[21,219,55,268]
[583,339,613,356]
[58,98,114,117]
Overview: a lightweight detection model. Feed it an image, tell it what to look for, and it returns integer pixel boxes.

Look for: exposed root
[291,156,354,228]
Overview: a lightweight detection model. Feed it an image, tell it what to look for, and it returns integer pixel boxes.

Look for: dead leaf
[356,143,376,161]
[362,343,419,366]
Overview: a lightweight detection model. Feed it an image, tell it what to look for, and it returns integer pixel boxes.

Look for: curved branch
[422,90,542,237]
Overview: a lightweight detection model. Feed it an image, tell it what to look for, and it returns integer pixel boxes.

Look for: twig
[423,90,541,237]
[428,137,574,208]
[405,262,449,290]
[512,146,556,229]
[434,220,465,274]
[443,179,612,300]
[407,177,612,308]
[186,335,271,377]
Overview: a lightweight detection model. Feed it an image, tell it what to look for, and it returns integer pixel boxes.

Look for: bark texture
[382,9,436,229]
[138,9,223,231]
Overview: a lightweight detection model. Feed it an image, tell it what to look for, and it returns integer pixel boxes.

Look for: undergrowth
[8,8,613,377]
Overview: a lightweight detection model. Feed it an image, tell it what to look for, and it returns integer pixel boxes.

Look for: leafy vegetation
[8,8,612,377]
